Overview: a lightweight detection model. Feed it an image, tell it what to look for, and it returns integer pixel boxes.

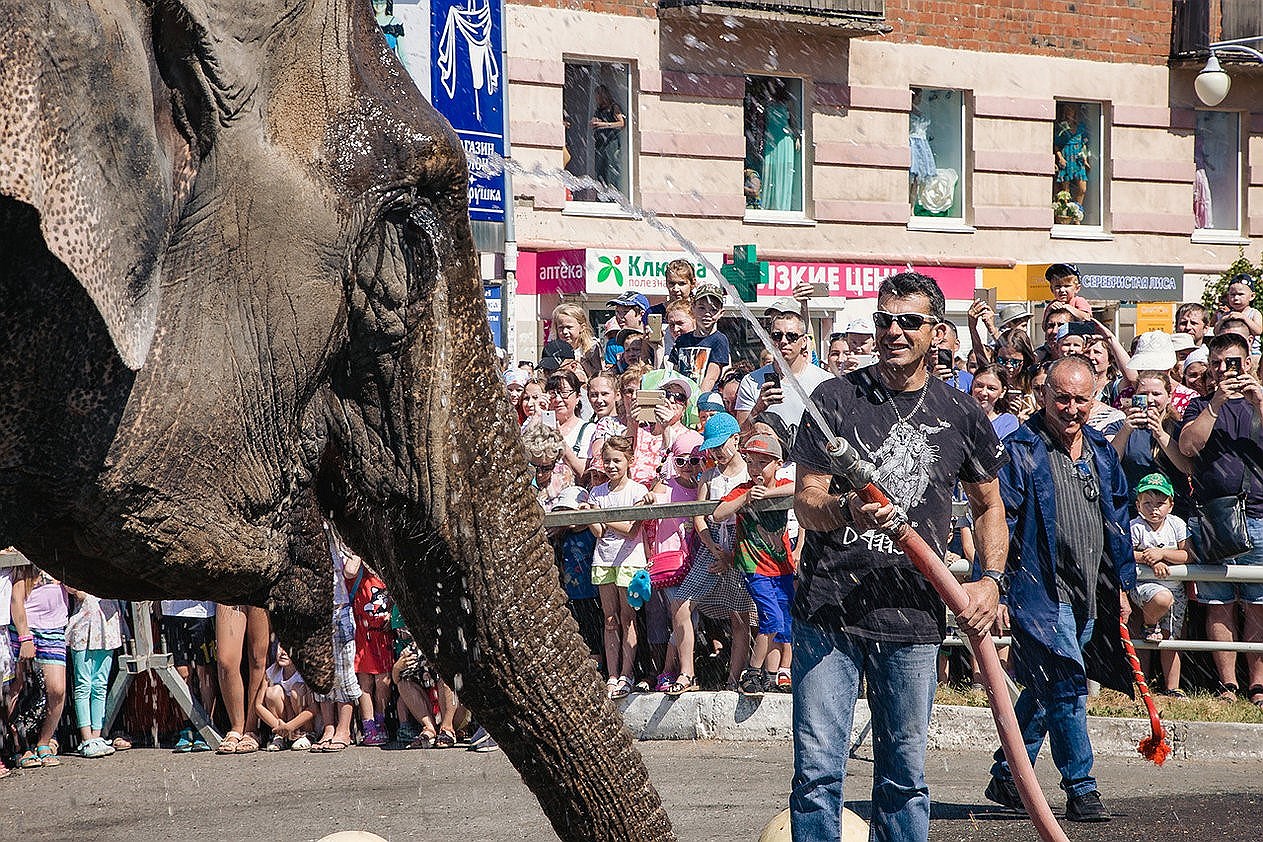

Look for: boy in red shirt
[712,432,796,696]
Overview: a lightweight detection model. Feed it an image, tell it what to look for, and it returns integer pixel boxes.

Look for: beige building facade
[502,0,1263,360]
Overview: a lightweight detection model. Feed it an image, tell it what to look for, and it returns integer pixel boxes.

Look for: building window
[563,61,632,203]
[1052,100,1104,227]
[744,76,805,214]
[909,87,967,220]
[1194,110,1241,233]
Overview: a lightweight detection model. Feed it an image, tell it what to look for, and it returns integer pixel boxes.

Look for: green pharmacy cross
[720,244,766,303]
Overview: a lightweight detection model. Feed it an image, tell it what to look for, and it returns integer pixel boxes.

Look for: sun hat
[1184,345,1209,366]
[1134,473,1174,499]
[659,372,699,402]
[741,433,783,460]
[1128,331,1177,372]
[763,297,802,317]
[996,304,1033,330]
[845,316,875,336]
[697,391,725,412]
[626,569,652,609]
[504,369,531,387]
[607,290,650,313]
[691,282,725,304]
[670,430,703,456]
[551,486,588,511]
[1170,332,1196,354]
[700,412,740,451]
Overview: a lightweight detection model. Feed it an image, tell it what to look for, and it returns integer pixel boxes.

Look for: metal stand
[102,601,221,750]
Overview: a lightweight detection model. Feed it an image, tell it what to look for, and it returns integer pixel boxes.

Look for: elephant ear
[0,4,178,370]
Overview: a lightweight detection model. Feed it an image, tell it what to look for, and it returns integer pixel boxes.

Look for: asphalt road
[4,738,1260,840]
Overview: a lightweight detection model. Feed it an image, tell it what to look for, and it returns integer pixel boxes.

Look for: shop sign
[484,284,502,349]
[1135,302,1174,335]
[585,250,724,297]
[517,249,586,296]
[1074,263,1183,303]
[758,261,978,301]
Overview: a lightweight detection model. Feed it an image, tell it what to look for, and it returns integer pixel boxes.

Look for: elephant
[0,1,674,839]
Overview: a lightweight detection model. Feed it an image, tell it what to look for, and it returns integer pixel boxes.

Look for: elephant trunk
[360,214,674,841]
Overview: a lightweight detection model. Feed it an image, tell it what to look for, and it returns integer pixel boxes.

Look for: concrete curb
[619,692,1263,761]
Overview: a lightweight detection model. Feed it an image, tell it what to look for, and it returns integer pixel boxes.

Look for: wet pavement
[4,738,1260,840]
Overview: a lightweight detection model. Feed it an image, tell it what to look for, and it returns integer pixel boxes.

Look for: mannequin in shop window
[1053,102,1090,218]
[590,85,625,196]
[758,79,801,212]
[909,89,959,218]
[1193,137,1213,229]
[372,0,409,71]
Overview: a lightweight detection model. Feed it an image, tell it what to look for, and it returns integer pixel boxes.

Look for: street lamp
[1195,36,1263,107]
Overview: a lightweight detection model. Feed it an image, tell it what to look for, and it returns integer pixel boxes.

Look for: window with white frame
[1194,110,1241,233]
[743,76,805,214]
[563,61,632,203]
[1052,100,1104,228]
[909,87,967,220]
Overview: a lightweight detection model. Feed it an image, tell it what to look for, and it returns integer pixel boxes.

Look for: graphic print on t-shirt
[869,418,951,516]
[674,346,710,382]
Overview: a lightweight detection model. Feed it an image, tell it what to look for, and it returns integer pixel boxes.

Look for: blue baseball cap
[607,290,651,314]
[626,569,652,609]
[700,412,740,451]
[697,391,725,412]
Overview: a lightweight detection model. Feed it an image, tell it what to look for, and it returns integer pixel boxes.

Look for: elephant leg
[267,488,335,693]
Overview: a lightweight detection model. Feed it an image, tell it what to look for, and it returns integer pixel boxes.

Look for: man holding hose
[790,271,1011,841]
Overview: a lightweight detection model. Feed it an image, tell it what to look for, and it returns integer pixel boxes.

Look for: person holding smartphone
[928,321,971,393]
[1179,333,1263,706]
[733,310,831,449]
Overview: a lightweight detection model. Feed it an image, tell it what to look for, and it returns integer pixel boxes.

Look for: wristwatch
[980,569,1008,596]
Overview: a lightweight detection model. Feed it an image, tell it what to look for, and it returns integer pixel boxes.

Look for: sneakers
[173,728,195,753]
[467,725,499,753]
[775,670,792,693]
[289,733,312,751]
[654,673,675,693]
[77,737,113,759]
[1065,790,1110,823]
[738,668,767,697]
[984,776,1026,813]
[265,733,287,752]
[361,719,388,746]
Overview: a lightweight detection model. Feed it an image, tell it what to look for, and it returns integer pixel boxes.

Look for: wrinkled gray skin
[0,2,673,838]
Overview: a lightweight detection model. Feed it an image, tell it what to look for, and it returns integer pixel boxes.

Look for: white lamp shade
[1195,55,1231,106]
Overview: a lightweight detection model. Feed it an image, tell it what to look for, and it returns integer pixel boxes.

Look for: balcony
[658,0,890,34]
[1172,0,1263,61]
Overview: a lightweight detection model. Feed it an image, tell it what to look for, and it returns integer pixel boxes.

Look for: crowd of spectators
[4,257,1263,775]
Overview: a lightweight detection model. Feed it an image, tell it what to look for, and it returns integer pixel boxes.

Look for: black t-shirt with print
[1181,396,1263,516]
[668,331,731,383]
[790,369,1008,643]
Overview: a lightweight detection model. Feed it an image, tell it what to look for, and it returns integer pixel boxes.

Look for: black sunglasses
[673,456,703,467]
[998,356,1025,369]
[1073,459,1099,502]
[664,390,689,404]
[873,310,939,331]
[770,331,804,343]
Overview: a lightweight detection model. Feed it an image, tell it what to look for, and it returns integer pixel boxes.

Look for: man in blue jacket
[985,354,1136,823]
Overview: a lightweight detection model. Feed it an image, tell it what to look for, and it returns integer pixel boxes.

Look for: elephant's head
[0,1,673,838]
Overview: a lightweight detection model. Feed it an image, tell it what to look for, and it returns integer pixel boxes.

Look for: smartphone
[1066,321,1096,336]
[647,313,663,343]
[982,287,997,310]
[1131,394,1149,409]
[811,281,831,298]
[764,371,780,389]
[540,410,558,428]
[936,348,953,369]
[634,389,664,424]
[1227,357,1243,375]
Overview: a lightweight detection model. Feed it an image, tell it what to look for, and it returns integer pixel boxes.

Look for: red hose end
[1138,733,1171,766]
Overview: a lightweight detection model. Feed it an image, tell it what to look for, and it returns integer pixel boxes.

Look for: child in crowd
[312,524,363,753]
[65,589,125,758]
[346,554,395,746]
[586,435,651,700]
[256,644,316,751]
[518,378,547,428]
[710,433,796,696]
[1129,473,1190,697]
[388,605,440,749]
[10,566,68,768]
[646,432,704,691]
[548,486,603,663]
[160,599,217,752]
[1045,263,1093,320]
[667,413,750,696]
[669,282,731,392]
[1221,274,1263,354]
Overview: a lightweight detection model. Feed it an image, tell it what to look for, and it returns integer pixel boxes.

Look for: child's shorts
[1128,581,1186,637]
[744,573,794,644]
[591,563,644,589]
[9,626,66,667]
[160,616,216,667]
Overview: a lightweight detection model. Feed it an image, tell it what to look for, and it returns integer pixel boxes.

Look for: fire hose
[825,435,1070,842]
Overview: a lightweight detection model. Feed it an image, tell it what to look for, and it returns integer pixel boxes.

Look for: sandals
[110,735,133,751]
[1142,625,1164,643]
[34,744,60,767]
[1216,682,1240,703]
[609,676,632,700]
[235,732,260,754]
[434,730,457,749]
[216,730,243,754]
[665,674,697,697]
[17,751,42,769]
[1248,684,1263,709]
[407,729,437,749]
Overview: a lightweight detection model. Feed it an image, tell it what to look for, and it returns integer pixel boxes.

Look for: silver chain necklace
[890,376,931,426]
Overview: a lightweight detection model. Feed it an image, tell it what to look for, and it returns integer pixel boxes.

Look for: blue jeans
[790,618,938,842]
[991,602,1097,798]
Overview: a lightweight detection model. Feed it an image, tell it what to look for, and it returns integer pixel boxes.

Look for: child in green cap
[1128,472,1190,696]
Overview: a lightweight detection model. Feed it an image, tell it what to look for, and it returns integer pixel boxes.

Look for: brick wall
[884,0,1172,64]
